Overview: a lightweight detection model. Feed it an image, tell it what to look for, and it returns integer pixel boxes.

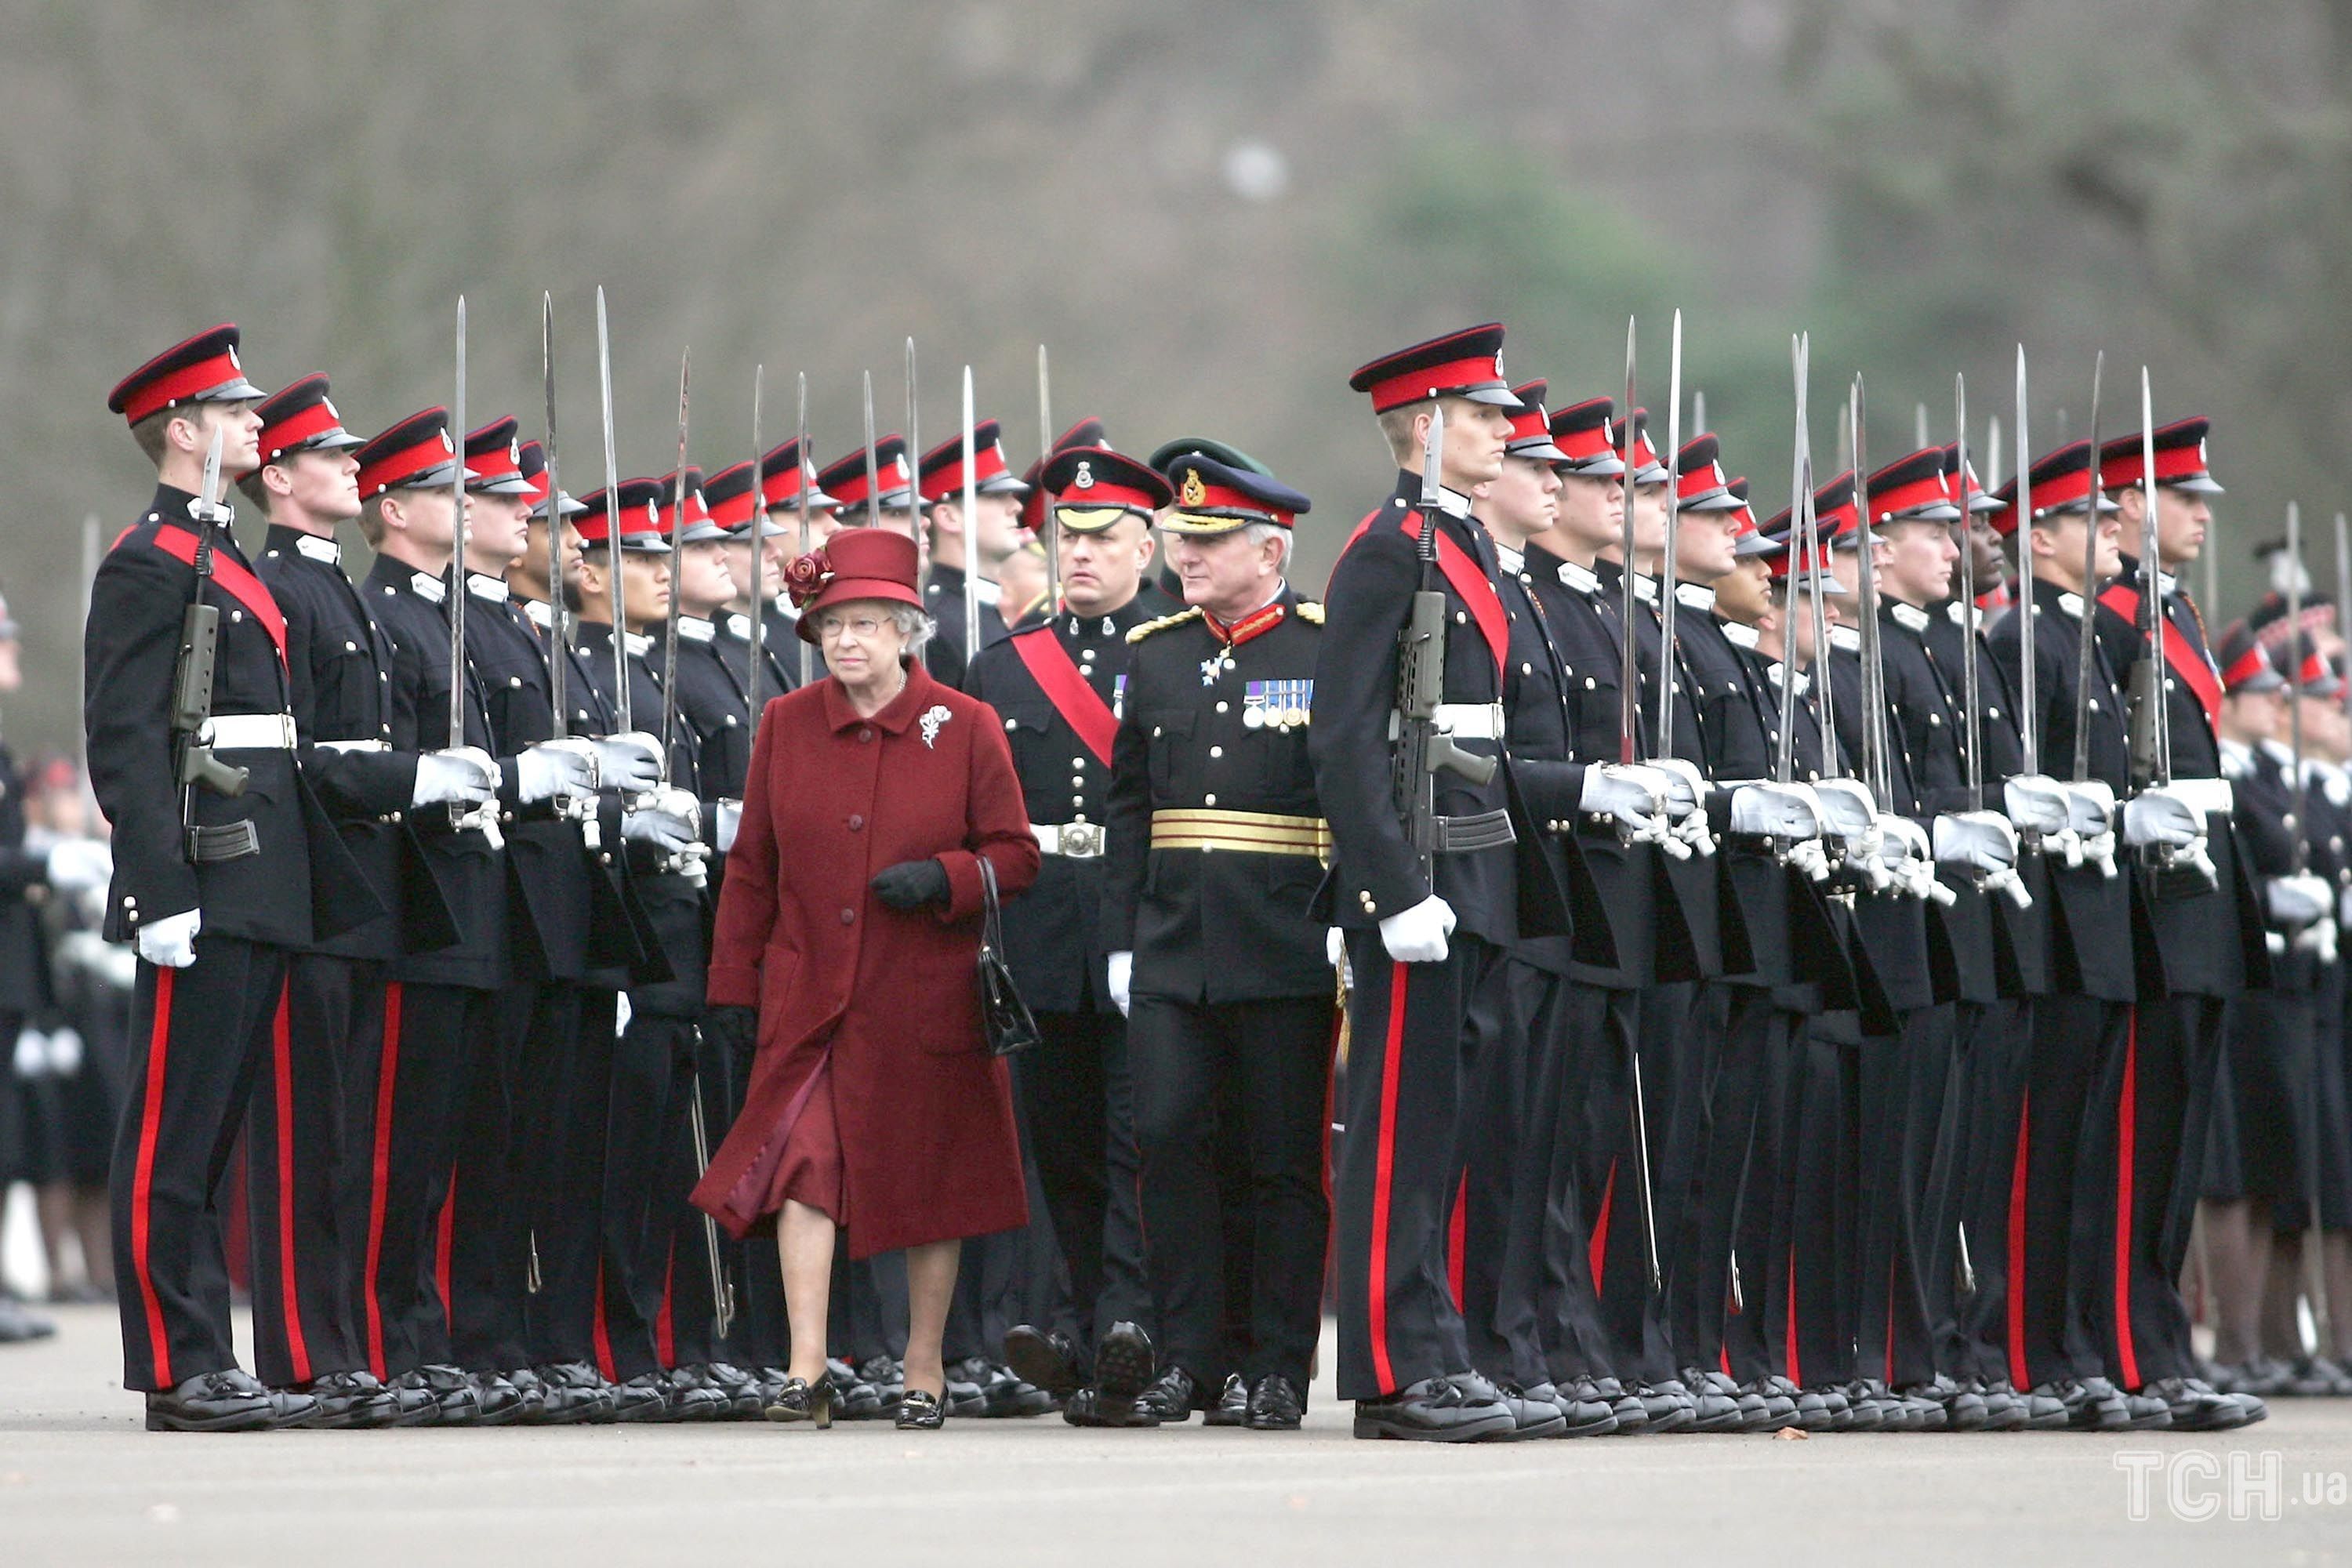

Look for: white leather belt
[1390,703,1505,743]
[201,713,299,750]
[314,738,390,753]
[1033,821,1105,858]
[2161,777,2234,817]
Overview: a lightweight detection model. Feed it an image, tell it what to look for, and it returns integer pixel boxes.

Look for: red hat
[253,373,364,463]
[756,437,838,514]
[1040,445,1171,531]
[1547,397,1627,478]
[786,528,922,643]
[1672,434,1739,511]
[919,419,1032,503]
[517,440,586,518]
[1625,409,1669,485]
[1988,440,2123,538]
[2216,621,2285,694]
[1018,416,1111,532]
[1504,380,1569,463]
[1865,446,1963,524]
[463,416,535,495]
[353,408,463,499]
[659,467,729,543]
[1941,443,2007,517]
[108,323,265,425]
[2099,416,2224,495]
[1812,470,1860,546]
[1722,477,1759,547]
[1348,323,1519,414]
[575,477,671,552]
[816,435,914,513]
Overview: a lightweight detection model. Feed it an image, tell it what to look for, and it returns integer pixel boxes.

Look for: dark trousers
[1850,1004,1954,1390]
[445,983,539,1372]
[1131,991,1334,1392]
[1951,997,2033,1382]
[520,986,612,1367]
[1590,982,1690,1385]
[1014,1005,1148,1352]
[2076,993,2227,1387]
[1334,931,1498,1400]
[1541,978,1635,1385]
[345,980,500,1380]
[655,1021,737,1370]
[1729,992,1807,1385]
[1674,985,1791,1381]
[2006,992,2129,1389]
[594,1010,695,1382]
[245,952,377,1388]
[714,1000,785,1370]
[113,938,286,1392]
[1784,1023,1854,1387]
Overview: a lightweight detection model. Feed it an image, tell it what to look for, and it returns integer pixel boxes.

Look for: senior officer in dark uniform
[241,375,488,1429]
[1102,454,1334,1432]
[971,445,1164,1425]
[1313,326,1642,1442]
[91,325,347,1430]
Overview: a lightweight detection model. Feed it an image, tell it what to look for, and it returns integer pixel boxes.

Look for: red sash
[1011,628,1119,764]
[139,524,289,667]
[1337,507,1508,681]
[2098,583,2220,731]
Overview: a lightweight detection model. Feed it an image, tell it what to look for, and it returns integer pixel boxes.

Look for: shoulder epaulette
[1295,601,1324,624]
[1127,606,1204,644]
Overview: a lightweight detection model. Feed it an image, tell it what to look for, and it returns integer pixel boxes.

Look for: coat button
[859,728,874,742]
[1216,701,1229,713]
[345,641,358,652]
[1204,793,1217,806]
[1209,746,1222,759]
[840,907,856,924]
[849,814,864,830]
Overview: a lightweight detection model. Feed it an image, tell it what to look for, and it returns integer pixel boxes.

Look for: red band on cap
[1872,474,1953,520]
[919,442,1013,503]
[1676,460,1730,504]
[1056,478,1160,513]
[1363,354,1507,414]
[120,352,246,425]
[262,401,345,459]
[358,436,454,498]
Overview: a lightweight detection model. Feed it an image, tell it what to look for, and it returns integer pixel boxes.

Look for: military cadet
[570,478,723,1421]
[1101,452,1338,1432]
[916,420,1028,688]
[2083,419,2270,1428]
[735,436,842,676]
[816,436,916,543]
[236,376,489,1428]
[973,444,1164,1426]
[702,457,800,704]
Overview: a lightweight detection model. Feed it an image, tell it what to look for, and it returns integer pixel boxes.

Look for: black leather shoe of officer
[1063,1386,1161,1428]
[952,1356,1052,1417]
[2119,1385,2173,1431]
[528,1362,607,1425]
[470,1370,526,1426]
[606,1370,670,1423]
[504,1367,549,1424]
[2004,1379,2068,1430]
[1789,1385,1835,1432]
[1915,1375,1987,1432]
[390,1364,479,1426]
[144,1369,285,1432]
[1138,1365,1196,1423]
[1352,1375,1517,1443]
[1675,1370,1748,1433]
[1205,1372,1251,1426]
[1971,1377,2024,1432]
[1528,1381,1617,1436]
[1003,1326,1086,1399]
[2141,1376,2249,1432]
[0,1297,56,1342]
[943,1361,989,1418]
[1247,1374,1306,1431]
[695,1362,765,1419]
[1473,1374,1567,1440]
[299,1369,398,1429]
[655,1367,731,1422]
[2046,1376,2129,1431]
[1094,1321,1156,1405]
[1632,1380,1699,1432]
[838,1356,905,1420]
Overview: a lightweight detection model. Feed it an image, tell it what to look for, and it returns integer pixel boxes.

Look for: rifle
[596,287,631,731]
[170,425,252,858]
[747,364,765,746]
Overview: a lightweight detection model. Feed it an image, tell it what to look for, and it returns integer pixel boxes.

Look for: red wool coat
[690,659,1040,1256]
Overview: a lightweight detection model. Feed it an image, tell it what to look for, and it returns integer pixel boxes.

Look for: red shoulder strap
[143,526,289,667]
[2098,583,2221,733]
[1011,629,1118,764]
[1334,507,1509,680]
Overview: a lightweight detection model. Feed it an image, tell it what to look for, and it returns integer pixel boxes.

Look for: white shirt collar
[295,534,341,565]
[622,631,653,658]
[1675,582,1715,612]
[1945,601,1973,629]
[973,577,1002,606]
[1427,483,1472,519]
[679,615,716,642]
[1721,620,1760,650]
[725,612,755,639]
[522,598,553,629]
[1558,559,1600,596]
[1495,543,1525,576]
[1889,601,1930,633]
[466,572,509,603]
[410,572,447,604]
[2220,738,2252,778]
[2155,570,2178,597]
[2056,591,2086,622]
[1831,624,1861,653]
[1632,573,1658,605]
[1766,661,1809,696]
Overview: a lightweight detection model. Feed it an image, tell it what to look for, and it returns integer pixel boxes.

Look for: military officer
[703,457,800,704]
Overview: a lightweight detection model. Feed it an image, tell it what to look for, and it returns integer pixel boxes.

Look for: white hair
[1242,520,1294,572]
[891,601,937,659]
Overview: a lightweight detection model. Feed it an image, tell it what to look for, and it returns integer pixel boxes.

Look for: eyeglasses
[815,614,891,641]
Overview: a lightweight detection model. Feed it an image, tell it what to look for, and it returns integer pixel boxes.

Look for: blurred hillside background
[6,0,2351,751]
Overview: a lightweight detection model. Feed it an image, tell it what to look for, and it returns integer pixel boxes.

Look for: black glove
[870,858,952,912]
[704,1004,759,1059]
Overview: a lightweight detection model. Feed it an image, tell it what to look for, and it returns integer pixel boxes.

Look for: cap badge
[1179,469,1207,507]
[1493,351,1505,377]
[322,397,339,420]
[645,499,659,526]
[509,438,521,463]
[439,428,455,452]
[1074,461,1095,490]
[227,346,242,370]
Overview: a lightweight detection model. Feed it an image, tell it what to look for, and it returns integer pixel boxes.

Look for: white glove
[715,799,742,854]
[593,732,665,795]
[412,746,499,808]
[43,838,112,894]
[515,739,601,804]
[1934,811,2019,876]
[1378,894,1456,965]
[1580,764,1671,837]
[2296,918,2339,964]
[1786,838,1833,881]
[1646,757,1706,822]
[622,787,701,855]
[2003,775,2071,837]
[1731,782,1820,840]
[12,1027,45,1077]
[1107,950,1133,1018]
[136,908,201,969]
[2123,789,2203,851]
[2338,883,2352,929]
[1813,779,1878,845]
[1327,927,1347,968]
[1878,816,1953,903]
[2267,873,2333,929]
[2061,779,2116,837]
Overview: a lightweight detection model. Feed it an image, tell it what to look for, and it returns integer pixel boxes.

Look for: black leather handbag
[975,857,1040,1057]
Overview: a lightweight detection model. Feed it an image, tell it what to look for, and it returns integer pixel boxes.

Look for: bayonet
[1655,309,1684,758]
[1618,316,1640,764]
[963,364,980,666]
[659,348,688,779]
[747,364,765,746]
[2070,351,2105,784]
[2128,368,2172,790]
[2016,347,2039,776]
[2336,513,2351,739]
[596,286,630,731]
[906,336,923,577]
[542,292,568,739]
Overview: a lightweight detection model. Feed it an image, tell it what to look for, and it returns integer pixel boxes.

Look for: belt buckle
[1060,822,1103,858]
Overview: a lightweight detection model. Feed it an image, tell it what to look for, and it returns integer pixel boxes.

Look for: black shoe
[2287,1355,2352,1398]
[1138,1366,1196,1424]
[528,1362,610,1425]
[1003,1325,1085,1399]
[608,1371,670,1423]
[1527,1380,1617,1436]
[1926,1376,1989,1432]
[1352,1375,1516,1442]
[469,1370,525,1426]
[2045,1376,2128,1431]
[699,1362,767,1420]
[838,1356,904,1420]
[942,1359,989,1418]
[657,1367,732,1422]
[1205,1372,1252,1426]
[1094,1322,1156,1403]
[763,1376,834,1428]
[1974,1378,2025,1432]
[144,1369,285,1432]
[1675,1369,1748,1433]
[505,1367,549,1425]
[1790,1385,1836,1432]
[2120,1386,2172,1431]
[1475,1374,1567,1439]
[1633,1381,1699,1433]
[1744,1377,1799,1432]
[299,1369,397,1429]
[390,1364,478,1427]
[897,1388,946,1431]
[1063,1386,1160,1428]
[1247,1374,1306,1431]
[2141,1376,2251,1432]
[952,1356,1052,1417]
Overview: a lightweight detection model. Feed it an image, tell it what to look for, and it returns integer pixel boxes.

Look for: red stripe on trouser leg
[270,978,311,1384]
[593,1258,617,1382]
[1447,1172,1468,1314]
[436,1171,457,1323]
[1367,962,1411,1394]
[1784,1245,1801,1387]
[1588,1159,1617,1294]
[131,967,178,1389]
[2113,1013,2140,1390]
[657,1240,677,1369]
[362,982,404,1381]
[1721,1345,1734,1380]
[2006,1091,2031,1392]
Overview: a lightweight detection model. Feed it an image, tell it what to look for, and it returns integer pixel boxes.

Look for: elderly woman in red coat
[692,528,1038,1431]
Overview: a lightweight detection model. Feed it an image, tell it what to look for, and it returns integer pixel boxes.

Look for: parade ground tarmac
[5,1307,2352,1566]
